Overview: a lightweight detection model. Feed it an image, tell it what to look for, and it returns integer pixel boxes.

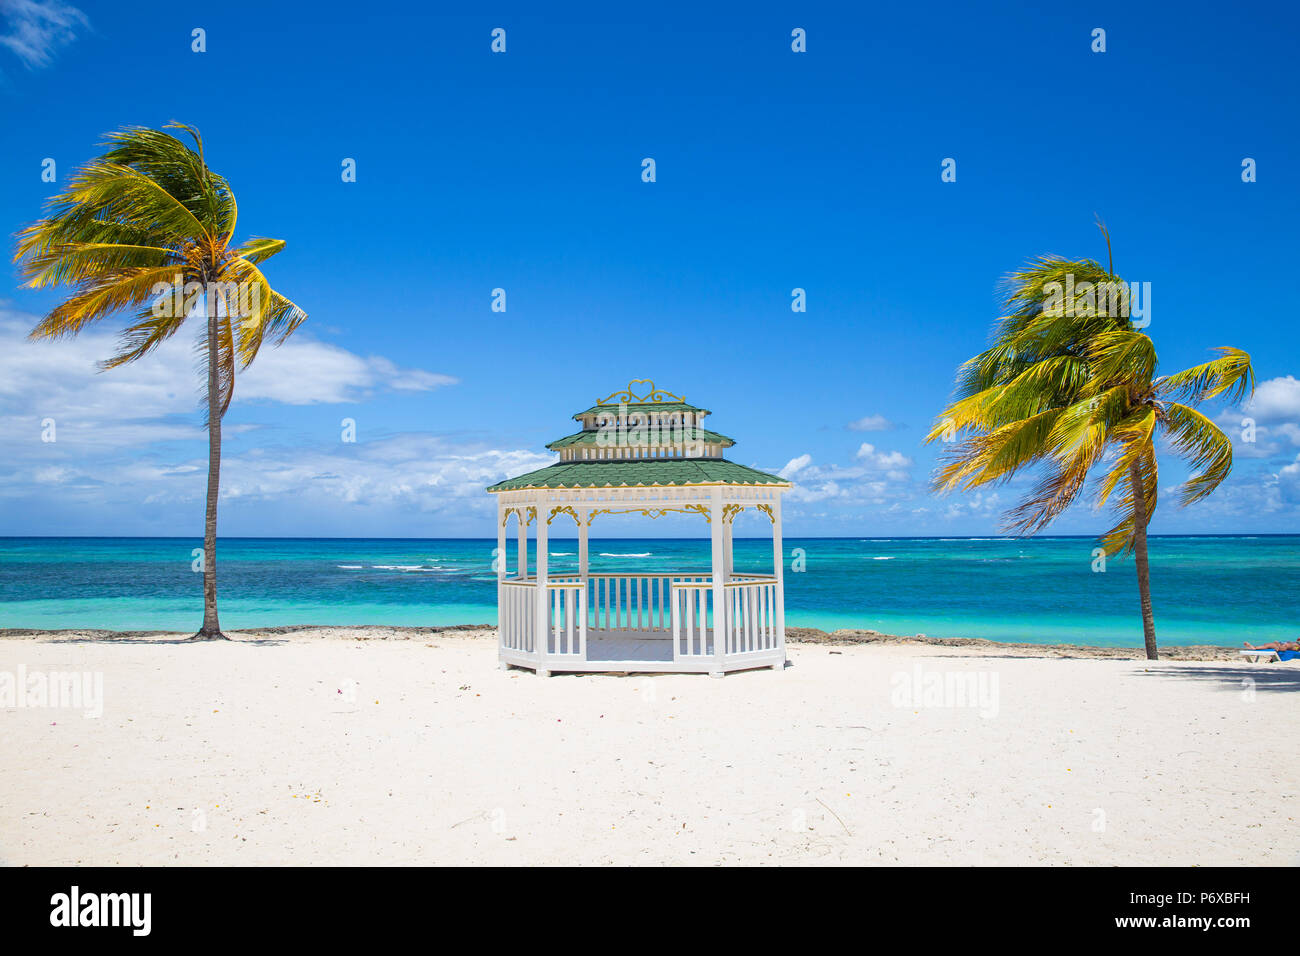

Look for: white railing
[586,573,709,632]
[501,573,782,667]
[722,579,779,654]
[500,579,535,653]
[546,581,587,659]
[670,581,715,659]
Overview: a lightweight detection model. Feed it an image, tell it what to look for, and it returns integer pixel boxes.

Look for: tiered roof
[486,381,789,492]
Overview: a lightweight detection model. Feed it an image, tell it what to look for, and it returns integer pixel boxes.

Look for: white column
[709,488,725,676]
[578,507,590,579]
[577,506,590,659]
[535,499,549,675]
[723,517,734,579]
[497,507,508,583]
[772,496,786,658]
[497,503,507,664]
[516,509,527,579]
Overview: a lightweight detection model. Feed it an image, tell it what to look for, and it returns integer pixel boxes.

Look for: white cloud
[777,453,812,479]
[846,414,897,432]
[0,0,88,68]
[1214,375,1300,459]
[855,442,913,473]
[1243,375,1300,423]
[775,447,916,507]
[4,428,554,528]
[237,340,458,405]
[942,490,1002,520]
[1278,454,1300,505]
[0,305,488,529]
[196,436,551,512]
[0,312,458,440]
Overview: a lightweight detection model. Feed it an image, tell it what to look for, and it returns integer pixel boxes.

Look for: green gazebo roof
[487,459,788,492]
[545,427,735,450]
[486,381,789,492]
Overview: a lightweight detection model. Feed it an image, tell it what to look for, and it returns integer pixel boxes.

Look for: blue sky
[1,0,1298,538]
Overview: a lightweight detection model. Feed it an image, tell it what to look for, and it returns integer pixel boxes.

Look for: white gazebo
[488,381,792,677]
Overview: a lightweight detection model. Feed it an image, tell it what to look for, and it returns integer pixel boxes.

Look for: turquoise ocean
[1,536,1296,647]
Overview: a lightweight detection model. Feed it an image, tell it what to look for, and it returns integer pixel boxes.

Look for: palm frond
[232,237,286,265]
[1098,444,1158,555]
[1157,348,1254,406]
[100,124,235,239]
[29,265,184,340]
[1083,330,1156,393]
[1002,462,1090,536]
[1096,409,1156,508]
[1161,402,1234,506]
[932,408,1063,492]
[222,256,308,367]
[18,241,179,289]
[99,305,190,370]
[13,122,306,428]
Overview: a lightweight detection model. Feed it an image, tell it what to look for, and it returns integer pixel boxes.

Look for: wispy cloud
[855,442,912,473]
[1243,375,1300,424]
[777,453,811,480]
[0,0,88,69]
[0,310,458,425]
[846,414,898,432]
[1212,374,1300,459]
[0,305,536,534]
[0,305,460,467]
[772,447,916,506]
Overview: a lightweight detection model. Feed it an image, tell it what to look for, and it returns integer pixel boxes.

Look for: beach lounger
[1240,649,1280,662]
[1239,649,1299,663]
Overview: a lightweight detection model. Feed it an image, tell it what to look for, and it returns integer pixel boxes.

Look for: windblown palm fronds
[14,123,307,639]
[926,225,1253,659]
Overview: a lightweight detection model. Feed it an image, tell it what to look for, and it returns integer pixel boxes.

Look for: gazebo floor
[585,632,685,663]
[501,630,784,675]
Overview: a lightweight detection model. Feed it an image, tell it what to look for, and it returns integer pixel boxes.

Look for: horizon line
[1,533,1294,542]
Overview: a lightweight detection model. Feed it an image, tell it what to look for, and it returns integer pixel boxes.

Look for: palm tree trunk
[195,290,226,640]
[1128,461,1157,660]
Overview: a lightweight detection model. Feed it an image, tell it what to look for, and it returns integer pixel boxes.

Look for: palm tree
[14,123,306,640]
[926,226,1253,659]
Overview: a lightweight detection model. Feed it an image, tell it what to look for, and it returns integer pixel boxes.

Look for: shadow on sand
[41,634,287,647]
[1134,664,1300,694]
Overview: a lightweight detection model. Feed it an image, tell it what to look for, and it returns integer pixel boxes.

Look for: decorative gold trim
[501,506,539,526]
[596,379,685,406]
[547,505,579,526]
[488,480,792,493]
[588,503,712,523]
[722,503,744,525]
[755,504,775,524]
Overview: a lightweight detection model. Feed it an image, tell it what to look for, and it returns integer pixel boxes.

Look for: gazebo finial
[596,379,685,406]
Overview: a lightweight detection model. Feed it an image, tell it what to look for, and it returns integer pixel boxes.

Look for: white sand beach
[1,630,1295,866]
